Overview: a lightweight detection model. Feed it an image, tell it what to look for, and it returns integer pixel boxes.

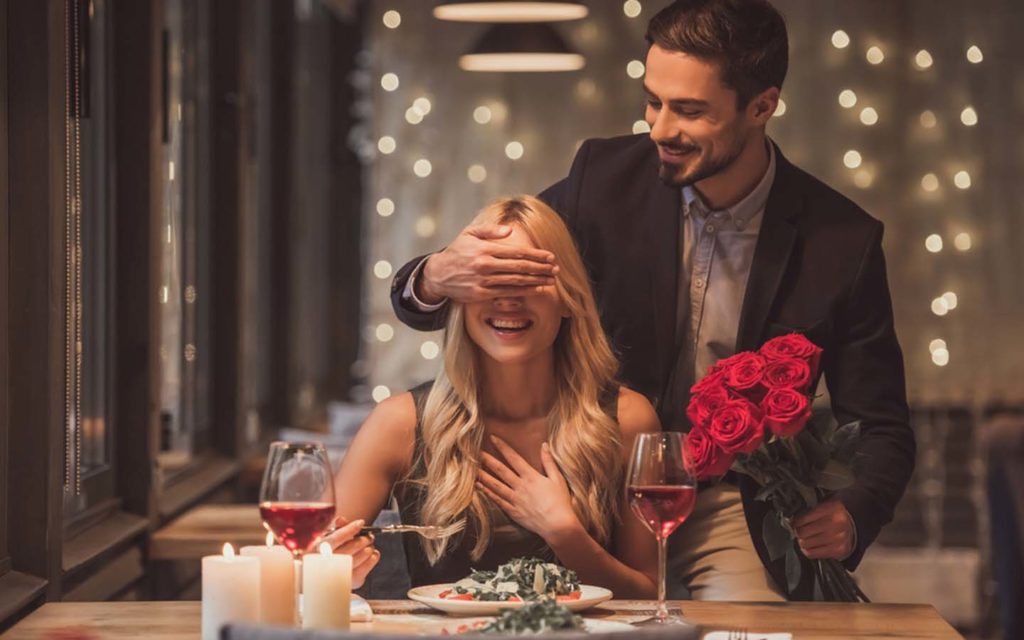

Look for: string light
[467,164,487,183]
[378,136,396,154]
[866,46,885,64]
[942,291,958,310]
[838,89,857,108]
[505,141,524,160]
[375,323,395,342]
[373,260,393,279]
[413,159,433,177]
[632,120,651,134]
[919,110,937,128]
[413,97,432,115]
[853,169,874,189]
[473,106,493,124]
[966,45,983,63]
[415,216,436,238]
[575,79,598,100]
[382,10,401,29]
[953,170,971,189]
[954,232,972,251]
[921,173,940,192]
[774,99,786,117]
[626,60,645,79]
[380,73,400,91]
[860,107,878,125]
[623,0,642,18]
[376,198,395,217]
[931,297,949,316]
[372,385,391,402]
[420,341,440,360]
[405,107,424,125]
[831,30,850,49]
[925,234,943,253]
[960,106,978,126]
[843,150,862,169]
[914,49,933,69]
[929,339,947,354]
[931,348,949,366]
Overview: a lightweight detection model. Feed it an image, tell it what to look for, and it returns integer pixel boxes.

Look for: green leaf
[785,546,802,594]
[762,511,791,562]
[815,459,856,491]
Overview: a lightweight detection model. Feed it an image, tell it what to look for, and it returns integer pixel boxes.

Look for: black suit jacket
[390,134,916,599]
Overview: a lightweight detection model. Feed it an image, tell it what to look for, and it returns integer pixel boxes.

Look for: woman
[330,196,659,597]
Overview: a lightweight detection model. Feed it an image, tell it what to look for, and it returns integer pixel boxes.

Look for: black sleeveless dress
[395,381,619,587]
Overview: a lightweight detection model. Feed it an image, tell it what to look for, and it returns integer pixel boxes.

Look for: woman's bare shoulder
[616,387,662,437]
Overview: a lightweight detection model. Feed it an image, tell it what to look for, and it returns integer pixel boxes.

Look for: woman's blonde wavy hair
[412,195,622,564]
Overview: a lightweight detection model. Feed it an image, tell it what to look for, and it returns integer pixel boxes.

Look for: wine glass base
[632,610,696,627]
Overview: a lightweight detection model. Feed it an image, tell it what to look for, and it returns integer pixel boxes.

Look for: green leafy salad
[474,598,585,634]
[439,557,582,602]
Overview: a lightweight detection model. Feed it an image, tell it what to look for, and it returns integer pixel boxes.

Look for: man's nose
[649,109,677,143]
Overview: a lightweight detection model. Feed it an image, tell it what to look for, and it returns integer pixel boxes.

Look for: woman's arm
[332,392,418,523]
[324,393,417,585]
[477,388,660,598]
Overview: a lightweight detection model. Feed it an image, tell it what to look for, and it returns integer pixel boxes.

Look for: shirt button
[695,278,705,288]
[706,224,716,234]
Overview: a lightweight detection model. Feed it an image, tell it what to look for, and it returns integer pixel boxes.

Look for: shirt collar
[682,140,776,231]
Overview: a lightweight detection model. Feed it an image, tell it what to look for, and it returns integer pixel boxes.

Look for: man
[390,0,915,601]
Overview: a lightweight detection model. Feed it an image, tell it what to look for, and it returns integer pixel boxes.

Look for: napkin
[351,594,374,622]
[703,632,792,640]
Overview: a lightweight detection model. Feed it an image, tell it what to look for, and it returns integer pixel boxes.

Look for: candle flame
[319,542,333,556]
[223,543,235,557]
[266,532,275,547]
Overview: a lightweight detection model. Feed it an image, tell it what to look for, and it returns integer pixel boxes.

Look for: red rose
[760,333,823,378]
[708,399,765,455]
[760,388,812,438]
[684,427,734,479]
[722,352,767,398]
[763,357,811,391]
[686,384,729,428]
[691,367,726,397]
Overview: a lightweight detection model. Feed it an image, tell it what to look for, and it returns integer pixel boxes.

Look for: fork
[322,519,466,541]
[727,630,748,640]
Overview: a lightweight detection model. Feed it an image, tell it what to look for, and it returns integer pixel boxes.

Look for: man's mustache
[657,142,700,154]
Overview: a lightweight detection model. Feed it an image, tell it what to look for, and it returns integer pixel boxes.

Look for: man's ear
[749,87,780,125]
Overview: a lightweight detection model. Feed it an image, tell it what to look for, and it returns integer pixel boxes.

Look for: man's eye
[646,100,661,109]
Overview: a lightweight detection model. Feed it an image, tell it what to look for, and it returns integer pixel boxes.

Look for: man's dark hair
[645,0,789,108]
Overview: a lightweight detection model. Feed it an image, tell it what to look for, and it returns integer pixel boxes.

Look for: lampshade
[459,23,585,72]
[434,1,588,23]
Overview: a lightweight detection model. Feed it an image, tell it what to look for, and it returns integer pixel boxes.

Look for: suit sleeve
[389,253,450,332]
[390,140,593,332]
[826,222,916,570]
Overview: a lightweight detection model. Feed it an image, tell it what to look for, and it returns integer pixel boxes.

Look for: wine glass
[259,442,337,559]
[626,432,697,624]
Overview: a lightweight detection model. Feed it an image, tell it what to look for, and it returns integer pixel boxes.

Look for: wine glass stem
[657,535,668,622]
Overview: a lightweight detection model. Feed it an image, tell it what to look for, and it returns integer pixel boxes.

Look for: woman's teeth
[487,318,532,332]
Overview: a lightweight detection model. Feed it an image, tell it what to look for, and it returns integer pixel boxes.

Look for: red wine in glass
[259,501,336,556]
[626,432,697,624]
[628,485,697,540]
[259,442,337,560]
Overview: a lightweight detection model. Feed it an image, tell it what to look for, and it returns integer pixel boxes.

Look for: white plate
[430,617,633,635]
[407,584,613,615]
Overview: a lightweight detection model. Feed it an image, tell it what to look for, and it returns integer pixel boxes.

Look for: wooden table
[151,505,265,560]
[3,600,962,639]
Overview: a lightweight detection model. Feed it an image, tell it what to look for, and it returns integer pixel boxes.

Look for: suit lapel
[735,146,802,353]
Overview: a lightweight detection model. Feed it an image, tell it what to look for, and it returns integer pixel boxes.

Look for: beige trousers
[668,482,786,601]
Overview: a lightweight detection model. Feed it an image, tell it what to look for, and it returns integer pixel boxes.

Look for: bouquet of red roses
[683,333,868,602]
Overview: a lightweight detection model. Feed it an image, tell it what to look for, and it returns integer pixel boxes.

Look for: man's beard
[657,141,744,188]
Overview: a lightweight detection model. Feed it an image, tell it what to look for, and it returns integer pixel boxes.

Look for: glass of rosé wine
[626,432,697,625]
[259,442,337,559]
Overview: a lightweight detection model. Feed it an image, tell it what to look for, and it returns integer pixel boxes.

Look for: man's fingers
[467,224,513,240]
[793,505,833,528]
[479,274,555,289]
[489,245,556,265]
[479,257,558,277]
[795,520,832,540]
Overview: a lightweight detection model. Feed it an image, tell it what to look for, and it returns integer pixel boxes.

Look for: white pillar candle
[202,543,261,640]
[302,542,352,630]
[241,533,297,625]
